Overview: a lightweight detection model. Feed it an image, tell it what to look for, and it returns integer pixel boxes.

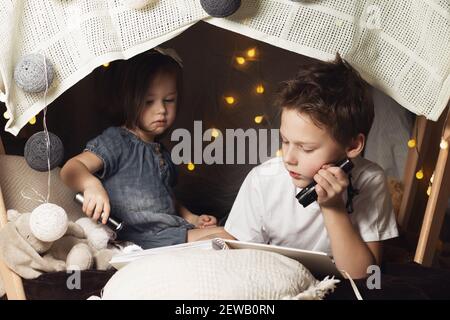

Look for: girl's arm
[175,200,217,228]
[175,200,198,224]
[60,151,103,192]
[60,151,110,224]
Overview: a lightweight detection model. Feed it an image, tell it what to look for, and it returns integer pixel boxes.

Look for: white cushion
[100,249,339,300]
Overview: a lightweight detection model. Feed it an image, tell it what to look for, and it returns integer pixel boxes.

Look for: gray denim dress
[84,127,194,249]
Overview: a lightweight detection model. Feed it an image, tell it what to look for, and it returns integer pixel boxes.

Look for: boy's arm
[314,165,380,279]
[321,206,379,279]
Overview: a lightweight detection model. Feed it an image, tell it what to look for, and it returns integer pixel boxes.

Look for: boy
[223,55,399,279]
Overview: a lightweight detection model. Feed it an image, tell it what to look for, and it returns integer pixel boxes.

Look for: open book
[110,238,341,278]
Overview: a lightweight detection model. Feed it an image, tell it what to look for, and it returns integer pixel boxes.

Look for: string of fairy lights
[407,111,449,197]
[5,47,447,196]
[183,45,281,172]
[3,45,284,173]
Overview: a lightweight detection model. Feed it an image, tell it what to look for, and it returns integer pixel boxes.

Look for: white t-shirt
[225,156,399,255]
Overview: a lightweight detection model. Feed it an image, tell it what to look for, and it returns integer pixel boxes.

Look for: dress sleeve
[84,127,123,180]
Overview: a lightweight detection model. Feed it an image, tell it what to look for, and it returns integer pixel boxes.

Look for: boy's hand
[82,184,111,224]
[193,214,217,229]
[314,164,349,210]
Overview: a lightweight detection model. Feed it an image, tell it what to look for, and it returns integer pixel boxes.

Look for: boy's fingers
[328,167,348,183]
[315,185,326,198]
[315,172,333,189]
[319,169,343,193]
[319,169,338,184]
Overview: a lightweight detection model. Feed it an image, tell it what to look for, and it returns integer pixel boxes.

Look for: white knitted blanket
[0,0,449,135]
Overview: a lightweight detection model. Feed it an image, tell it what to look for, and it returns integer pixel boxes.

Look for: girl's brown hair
[120,50,183,130]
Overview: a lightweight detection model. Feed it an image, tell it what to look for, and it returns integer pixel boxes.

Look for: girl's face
[136,72,178,142]
[280,109,347,188]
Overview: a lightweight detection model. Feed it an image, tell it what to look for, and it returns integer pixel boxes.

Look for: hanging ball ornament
[200,0,241,18]
[24,131,64,172]
[124,0,155,10]
[14,53,54,93]
[30,203,68,242]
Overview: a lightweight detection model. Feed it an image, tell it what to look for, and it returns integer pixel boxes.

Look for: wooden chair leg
[0,139,26,299]
[0,260,26,300]
[414,107,450,266]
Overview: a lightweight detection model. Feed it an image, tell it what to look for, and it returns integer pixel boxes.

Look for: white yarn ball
[30,203,68,242]
[124,0,154,10]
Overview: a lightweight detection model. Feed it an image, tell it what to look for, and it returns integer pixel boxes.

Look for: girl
[60,48,228,249]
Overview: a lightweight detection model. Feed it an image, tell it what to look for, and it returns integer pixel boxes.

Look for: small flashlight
[74,193,124,232]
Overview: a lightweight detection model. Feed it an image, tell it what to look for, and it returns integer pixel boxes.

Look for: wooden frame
[0,136,26,300]
[397,116,432,230]
[398,104,450,266]
[414,106,450,265]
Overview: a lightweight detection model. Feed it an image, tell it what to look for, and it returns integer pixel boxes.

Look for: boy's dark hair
[120,50,183,130]
[275,54,374,147]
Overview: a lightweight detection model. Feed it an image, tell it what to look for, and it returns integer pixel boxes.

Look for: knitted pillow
[98,249,339,300]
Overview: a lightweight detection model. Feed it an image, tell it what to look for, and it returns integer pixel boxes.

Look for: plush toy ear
[6,209,22,222]
[65,221,86,239]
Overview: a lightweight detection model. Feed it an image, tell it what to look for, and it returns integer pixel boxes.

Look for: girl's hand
[194,214,217,229]
[314,164,349,210]
[82,183,111,224]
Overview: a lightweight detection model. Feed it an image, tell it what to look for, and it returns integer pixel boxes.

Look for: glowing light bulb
[427,185,432,196]
[430,173,434,184]
[187,162,195,171]
[3,111,10,119]
[103,62,110,68]
[29,116,36,125]
[276,149,283,157]
[256,85,265,94]
[440,139,448,150]
[416,169,424,180]
[236,57,246,65]
[211,128,219,138]
[254,115,264,124]
[247,48,256,58]
[407,139,416,148]
[225,96,235,105]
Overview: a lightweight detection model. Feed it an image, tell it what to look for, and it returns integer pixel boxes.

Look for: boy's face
[138,72,177,140]
[280,109,347,188]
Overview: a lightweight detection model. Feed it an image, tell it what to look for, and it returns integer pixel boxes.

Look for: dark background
[1,22,314,223]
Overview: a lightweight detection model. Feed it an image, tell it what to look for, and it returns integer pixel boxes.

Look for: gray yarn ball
[14,54,54,93]
[200,0,241,18]
[24,131,64,172]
